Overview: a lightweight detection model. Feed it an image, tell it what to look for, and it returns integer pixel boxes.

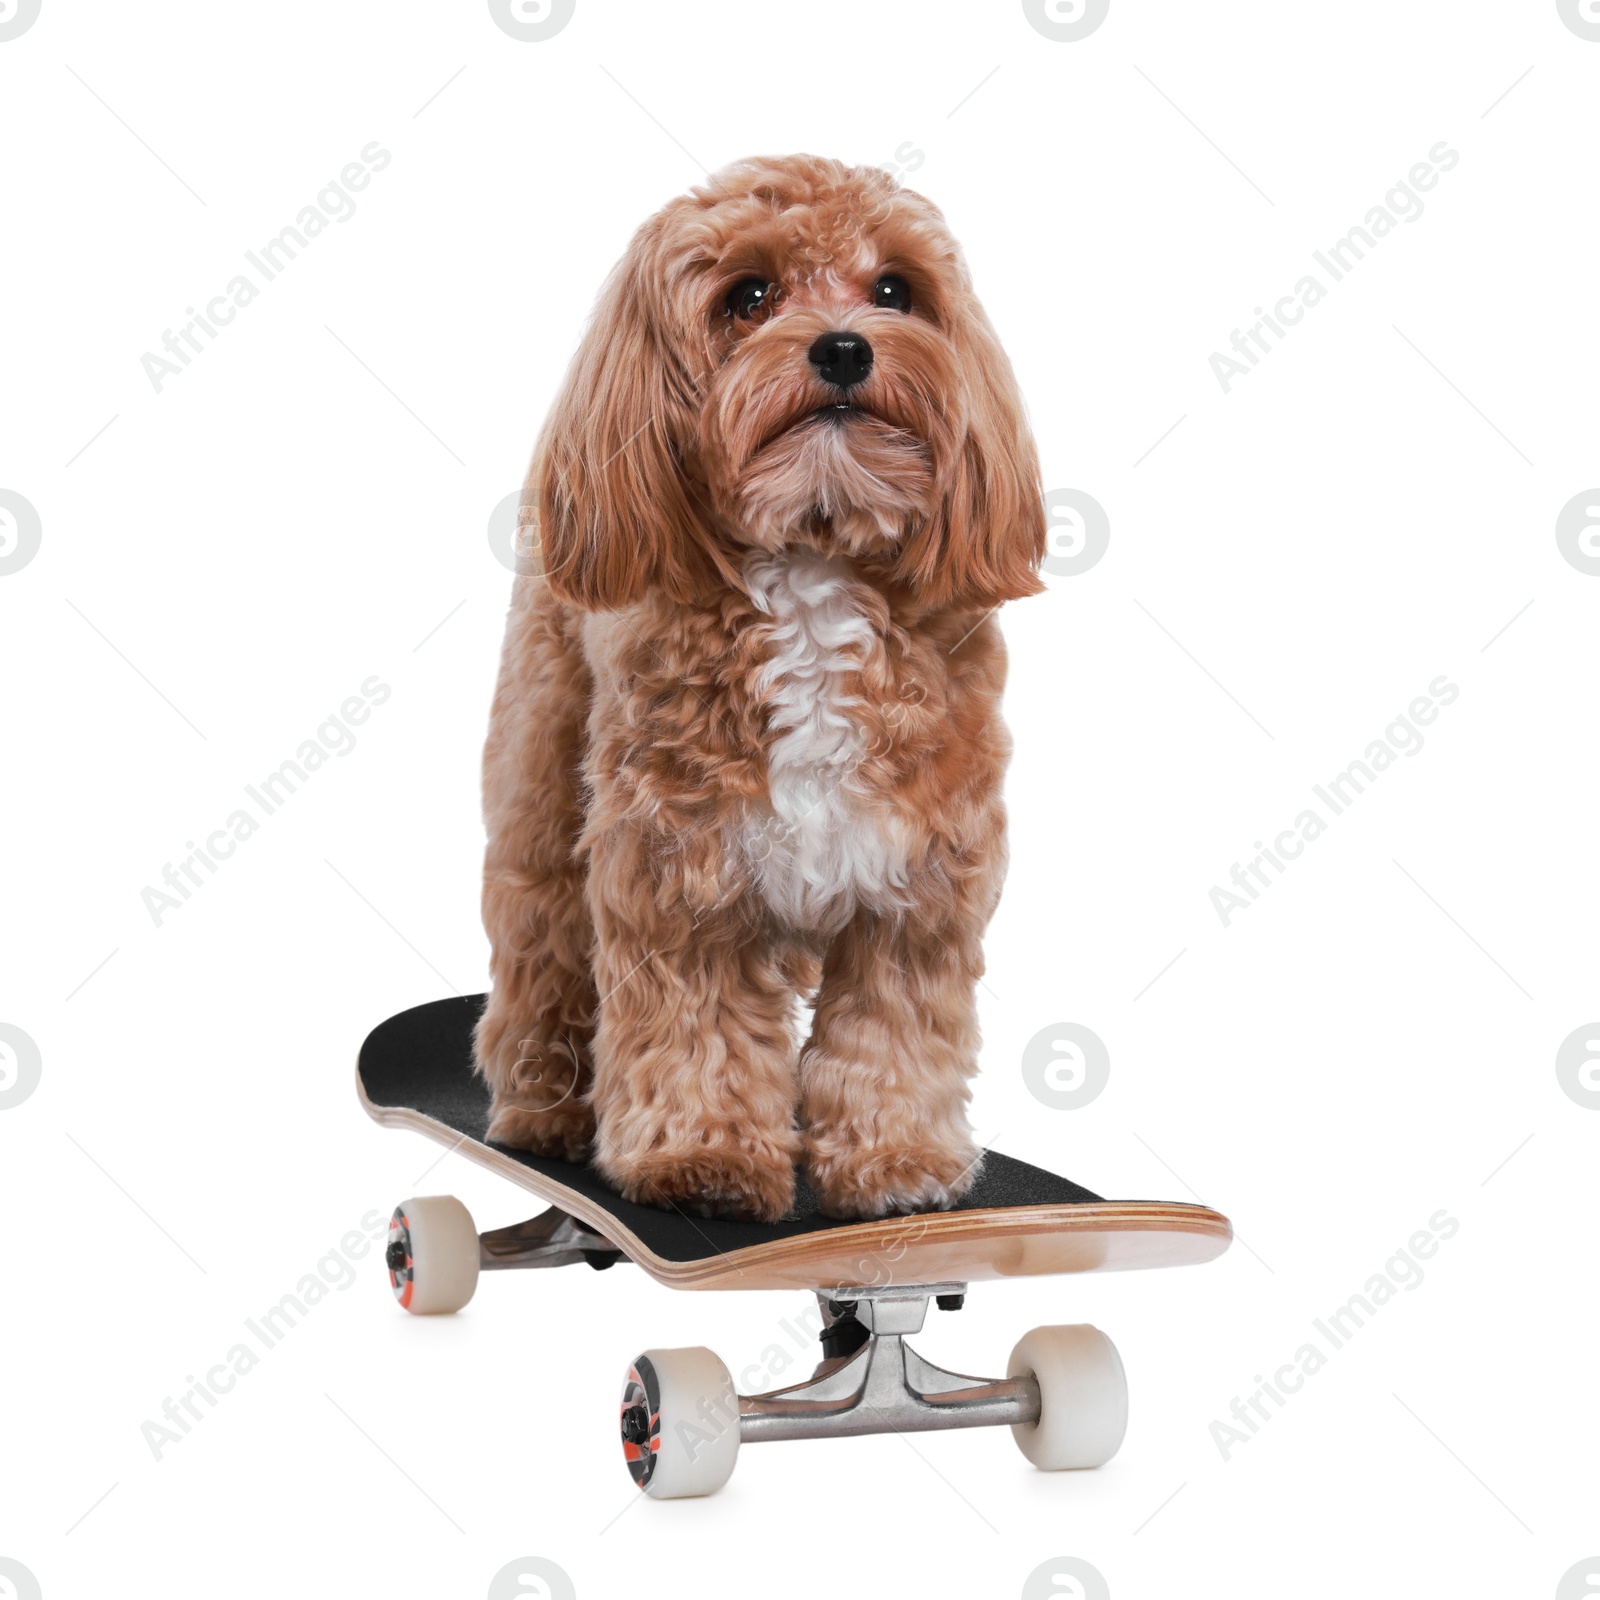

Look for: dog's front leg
[474,588,598,1163]
[585,829,800,1222]
[800,904,988,1220]
[477,910,598,1162]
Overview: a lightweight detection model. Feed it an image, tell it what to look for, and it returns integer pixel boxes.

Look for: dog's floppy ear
[532,212,713,609]
[894,303,1046,609]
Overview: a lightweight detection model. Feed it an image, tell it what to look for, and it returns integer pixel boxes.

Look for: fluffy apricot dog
[475,154,1045,1222]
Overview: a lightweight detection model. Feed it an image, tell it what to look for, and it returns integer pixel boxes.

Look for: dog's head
[534,154,1045,610]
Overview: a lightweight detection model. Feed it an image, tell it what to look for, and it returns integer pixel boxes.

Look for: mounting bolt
[820,1315,871,1360]
[936,1292,965,1312]
[620,1401,652,1448]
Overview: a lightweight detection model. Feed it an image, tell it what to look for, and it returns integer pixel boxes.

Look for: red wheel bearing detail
[620,1358,663,1489]
[388,1207,415,1310]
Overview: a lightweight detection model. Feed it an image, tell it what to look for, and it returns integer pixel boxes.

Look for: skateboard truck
[477,1208,627,1272]
[738,1283,1041,1444]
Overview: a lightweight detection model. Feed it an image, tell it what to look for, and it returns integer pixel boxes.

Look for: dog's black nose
[808,330,873,390]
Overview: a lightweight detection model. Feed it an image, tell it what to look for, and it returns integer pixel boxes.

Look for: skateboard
[358,995,1232,1498]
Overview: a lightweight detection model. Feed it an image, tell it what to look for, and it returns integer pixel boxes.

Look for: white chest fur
[739,548,909,931]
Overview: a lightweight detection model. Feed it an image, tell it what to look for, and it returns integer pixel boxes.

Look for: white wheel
[386,1197,479,1315]
[1008,1324,1128,1469]
[620,1347,740,1499]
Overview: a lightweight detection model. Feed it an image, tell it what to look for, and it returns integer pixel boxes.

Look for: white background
[3,2,1597,1596]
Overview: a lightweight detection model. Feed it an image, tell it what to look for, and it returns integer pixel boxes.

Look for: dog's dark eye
[871,275,913,313]
[726,278,775,321]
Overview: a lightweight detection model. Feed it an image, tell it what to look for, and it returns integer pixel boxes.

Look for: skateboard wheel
[1007,1324,1128,1470]
[620,1347,740,1499]
[387,1197,479,1315]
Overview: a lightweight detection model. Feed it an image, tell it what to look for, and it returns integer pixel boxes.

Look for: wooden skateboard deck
[358,996,1231,1292]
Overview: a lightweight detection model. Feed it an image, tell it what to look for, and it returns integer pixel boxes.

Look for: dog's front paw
[476,1017,593,1162]
[598,1136,797,1223]
[485,1096,595,1163]
[805,1140,983,1220]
